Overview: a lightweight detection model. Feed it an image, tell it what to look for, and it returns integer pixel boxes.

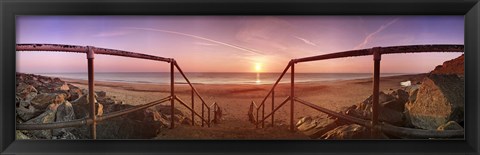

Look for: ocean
[37,72,407,85]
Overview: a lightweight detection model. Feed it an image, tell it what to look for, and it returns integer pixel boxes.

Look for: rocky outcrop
[431,54,464,76]
[16,73,188,139]
[405,74,464,130]
[297,54,464,139]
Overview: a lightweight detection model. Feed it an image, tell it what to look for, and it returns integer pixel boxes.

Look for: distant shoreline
[23,72,420,85]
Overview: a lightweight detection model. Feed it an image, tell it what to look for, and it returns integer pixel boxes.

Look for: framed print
[1,0,479,154]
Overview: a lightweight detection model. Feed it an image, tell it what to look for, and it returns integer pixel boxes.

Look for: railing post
[290,61,295,131]
[170,60,175,129]
[271,90,275,127]
[262,102,265,128]
[371,48,382,137]
[86,46,96,140]
[191,89,194,126]
[202,102,205,127]
[208,106,211,127]
[256,106,259,129]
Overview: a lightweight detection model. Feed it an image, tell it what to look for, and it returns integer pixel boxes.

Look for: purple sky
[16,16,464,73]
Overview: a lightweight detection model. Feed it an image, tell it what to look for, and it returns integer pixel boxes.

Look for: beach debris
[400,80,411,87]
[404,74,464,130]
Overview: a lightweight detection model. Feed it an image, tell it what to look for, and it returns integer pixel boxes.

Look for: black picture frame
[1,0,479,154]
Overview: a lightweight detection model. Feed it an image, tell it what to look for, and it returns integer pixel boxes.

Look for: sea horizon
[21,72,419,85]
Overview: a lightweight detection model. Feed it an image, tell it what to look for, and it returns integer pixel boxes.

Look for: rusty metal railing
[15,44,218,139]
[252,44,465,139]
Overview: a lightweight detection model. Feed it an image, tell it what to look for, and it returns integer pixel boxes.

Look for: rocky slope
[296,54,465,139]
[15,73,191,139]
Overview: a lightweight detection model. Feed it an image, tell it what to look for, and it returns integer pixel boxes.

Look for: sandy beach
[59,73,426,139]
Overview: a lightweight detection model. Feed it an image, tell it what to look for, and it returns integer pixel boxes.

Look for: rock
[297,116,337,139]
[405,75,464,130]
[53,101,76,137]
[16,130,31,140]
[407,85,420,103]
[437,121,463,131]
[68,88,84,101]
[23,103,59,139]
[16,104,41,121]
[96,91,107,98]
[321,124,371,139]
[53,77,62,83]
[55,82,70,91]
[348,91,407,126]
[88,105,175,139]
[383,89,409,112]
[72,102,103,119]
[71,93,97,105]
[52,131,78,140]
[71,94,102,118]
[16,83,38,101]
[30,93,66,110]
[95,116,165,139]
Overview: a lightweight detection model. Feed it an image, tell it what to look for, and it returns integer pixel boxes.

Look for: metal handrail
[16,43,216,139]
[175,96,210,125]
[252,44,464,139]
[173,62,213,127]
[16,44,172,62]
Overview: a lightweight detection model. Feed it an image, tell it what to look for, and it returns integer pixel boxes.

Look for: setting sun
[254,63,262,72]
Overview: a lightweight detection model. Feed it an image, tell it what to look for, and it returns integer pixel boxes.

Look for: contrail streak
[354,18,399,50]
[126,27,263,55]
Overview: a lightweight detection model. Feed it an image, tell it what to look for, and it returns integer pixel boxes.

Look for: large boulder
[24,103,59,139]
[52,101,76,138]
[345,91,407,126]
[30,93,66,111]
[296,116,337,139]
[16,83,38,101]
[68,88,84,101]
[83,105,178,139]
[405,74,464,130]
[71,94,102,119]
[16,103,41,121]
